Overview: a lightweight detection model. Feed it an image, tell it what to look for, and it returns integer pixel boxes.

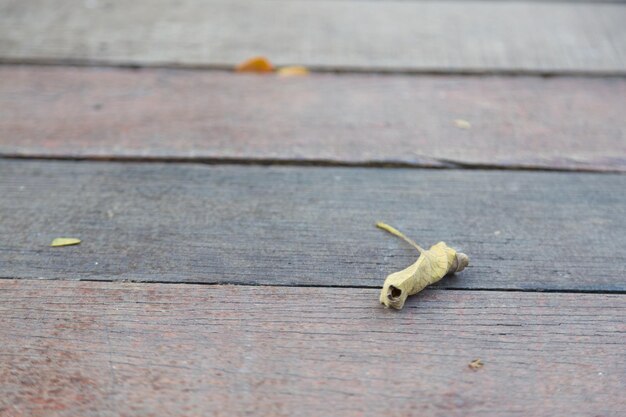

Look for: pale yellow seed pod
[376,223,469,310]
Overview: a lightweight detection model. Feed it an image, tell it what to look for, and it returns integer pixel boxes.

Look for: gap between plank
[2,155,624,175]
[1,276,625,295]
[2,59,626,79]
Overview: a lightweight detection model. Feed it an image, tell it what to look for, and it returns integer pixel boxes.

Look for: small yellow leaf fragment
[468,359,484,370]
[454,119,472,129]
[277,66,309,77]
[50,238,81,247]
[235,56,274,73]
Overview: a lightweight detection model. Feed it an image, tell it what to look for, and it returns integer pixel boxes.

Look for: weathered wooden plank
[1,159,625,291]
[0,280,624,417]
[1,0,625,73]
[2,67,626,172]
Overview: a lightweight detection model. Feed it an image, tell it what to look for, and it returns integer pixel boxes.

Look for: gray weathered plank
[1,66,625,172]
[1,159,625,291]
[0,280,624,417]
[1,0,625,73]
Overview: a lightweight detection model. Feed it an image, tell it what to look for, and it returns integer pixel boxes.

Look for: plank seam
[2,59,626,78]
[2,155,624,174]
[2,276,625,295]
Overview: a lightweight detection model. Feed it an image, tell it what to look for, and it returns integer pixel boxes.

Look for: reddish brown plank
[0,280,624,417]
[1,66,625,171]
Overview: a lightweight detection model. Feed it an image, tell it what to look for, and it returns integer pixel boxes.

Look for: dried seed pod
[377,222,469,310]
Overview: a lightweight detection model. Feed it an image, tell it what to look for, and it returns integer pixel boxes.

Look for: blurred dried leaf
[277,66,309,77]
[235,56,274,73]
[454,119,472,129]
[50,237,81,247]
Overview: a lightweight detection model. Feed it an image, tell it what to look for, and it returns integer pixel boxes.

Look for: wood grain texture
[0,279,624,417]
[2,159,625,291]
[1,0,625,73]
[2,66,626,172]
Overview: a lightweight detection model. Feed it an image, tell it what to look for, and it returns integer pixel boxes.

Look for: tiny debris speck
[469,359,484,370]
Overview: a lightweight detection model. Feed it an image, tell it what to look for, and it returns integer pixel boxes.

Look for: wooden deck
[1,0,625,416]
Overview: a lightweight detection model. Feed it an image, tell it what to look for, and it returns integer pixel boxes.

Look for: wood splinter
[377,222,469,310]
